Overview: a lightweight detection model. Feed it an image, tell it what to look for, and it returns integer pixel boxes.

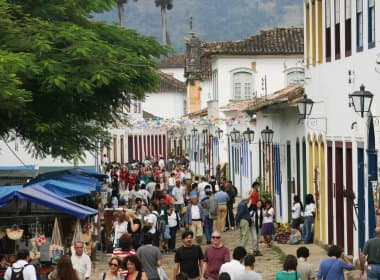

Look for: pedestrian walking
[71,241,92,280]
[275,255,301,280]
[136,233,162,280]
[249,182,260,208]
[99,256,122,280]
[125,255,148,280]
[200,185,218,244]
[225,181,237,231]
[167,204,180,252]
[4,249,36,280]
[317,245,353,280]
[185,195,206,245]
[219,246,247,280]
[235,196,251,248]
[296,246,314,280]
[173,231,204,280]
[201,231,230,280]
[250,200,264,256]
[48,255,80,280]
[360,226,380,279]
[214,187,229,233]
[261,200,275,248]
[236,254,262,280]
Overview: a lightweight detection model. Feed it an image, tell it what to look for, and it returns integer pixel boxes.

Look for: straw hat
[6,227,24,240]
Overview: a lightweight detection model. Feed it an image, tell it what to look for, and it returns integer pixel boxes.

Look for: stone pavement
[91,230,363,279]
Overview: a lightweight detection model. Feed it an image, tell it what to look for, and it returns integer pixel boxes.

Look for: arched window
[284,67,305,86]
[230,68,255,100]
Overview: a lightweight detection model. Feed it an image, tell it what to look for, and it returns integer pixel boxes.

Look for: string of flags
[126,113,251,130]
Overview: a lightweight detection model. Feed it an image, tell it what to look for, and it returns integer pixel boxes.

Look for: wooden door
[345,143,353,254]
[327,142,334,244]
[335,143,344,249]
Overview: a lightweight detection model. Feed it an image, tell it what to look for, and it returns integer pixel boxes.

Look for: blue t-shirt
[317,258,353,280]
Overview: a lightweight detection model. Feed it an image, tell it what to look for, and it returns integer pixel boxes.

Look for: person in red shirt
[250,182,260,207]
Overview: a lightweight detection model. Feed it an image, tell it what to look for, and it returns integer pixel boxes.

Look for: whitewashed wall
[142,91,186,119]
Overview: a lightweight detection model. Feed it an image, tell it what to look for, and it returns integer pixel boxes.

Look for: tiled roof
[220,85,304,112]
[157,71,186,93]
[159,54,185,68]
[202,27,304,56]
[184,107,208,118]
[142,110,159,119]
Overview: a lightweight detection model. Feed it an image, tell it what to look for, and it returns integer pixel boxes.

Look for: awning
[69,167,108,180]
[0,165,39,178]
[0,185,97,219]
[0,185,23,197]
[35,179,94,198]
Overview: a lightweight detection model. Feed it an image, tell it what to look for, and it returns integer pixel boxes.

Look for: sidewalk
[275,242,362,280]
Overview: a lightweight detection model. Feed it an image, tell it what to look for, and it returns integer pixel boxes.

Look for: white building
[302,0,380,257]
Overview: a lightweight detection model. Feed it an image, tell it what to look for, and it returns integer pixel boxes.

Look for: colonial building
[303,0,380,257]
[183,27,305,222]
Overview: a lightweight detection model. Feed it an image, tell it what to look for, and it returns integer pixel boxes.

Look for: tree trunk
[117,1,125,27]
[161,8,167,45]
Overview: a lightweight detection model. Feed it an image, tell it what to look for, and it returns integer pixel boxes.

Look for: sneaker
[231,227,235,231]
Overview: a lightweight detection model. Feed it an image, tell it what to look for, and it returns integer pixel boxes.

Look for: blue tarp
[0,185,97,219]
[36,179,94,198]
[70,167,108,180]
[0,185,23,197]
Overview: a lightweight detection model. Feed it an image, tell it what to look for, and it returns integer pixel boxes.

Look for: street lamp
[261,126,274,145]
[242,127,255,143]
[349,84,374,118]
[297,94,314,119]
[216,127,224,139]
[191,127,198,137]
[230,128,241,143]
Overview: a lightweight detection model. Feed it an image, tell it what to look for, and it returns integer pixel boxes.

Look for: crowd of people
[2,155,377,279]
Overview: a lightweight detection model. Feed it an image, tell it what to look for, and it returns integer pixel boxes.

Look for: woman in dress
[302,194,315,243]
[99,256,122,280]
[261,200,275,248]
[125,255,147,280]
[48,255,79,280]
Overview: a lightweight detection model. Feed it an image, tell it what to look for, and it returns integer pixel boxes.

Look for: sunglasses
[212,236,221,239]
[109,263,118,267]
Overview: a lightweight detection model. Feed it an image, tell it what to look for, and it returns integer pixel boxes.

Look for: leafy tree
[154,0,173,45]
[116,0,138,27]
[0,0,168,160]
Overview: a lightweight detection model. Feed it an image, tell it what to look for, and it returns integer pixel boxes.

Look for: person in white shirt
[237,254,262,280]
[172,179,184,214]
[291,195,304,230]
[4,249,36,280]
[71,241,91,280]
[261,200,275,248]
[138,184,150,205]
[219,246,247,280]
[144,203,159,246]
[302,194,316,244]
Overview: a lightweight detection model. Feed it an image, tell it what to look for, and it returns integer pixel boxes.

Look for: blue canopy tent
[70,167,108,180]
[34,179,94,198]
[0,185,23,197]
[0,185,97,219]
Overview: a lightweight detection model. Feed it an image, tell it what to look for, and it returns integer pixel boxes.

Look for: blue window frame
[368,0,375,48]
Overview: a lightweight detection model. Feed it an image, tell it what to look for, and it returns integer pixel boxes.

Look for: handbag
[6,226,23,240]
[50,217,64,263]
[157,266,168,280]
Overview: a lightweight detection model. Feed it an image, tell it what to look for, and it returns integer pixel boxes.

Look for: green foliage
[0,0,168,160]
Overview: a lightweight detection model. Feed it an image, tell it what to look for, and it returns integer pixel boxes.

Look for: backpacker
[153,213,166,233]
[208,195,218,219]
[10,265,28,280]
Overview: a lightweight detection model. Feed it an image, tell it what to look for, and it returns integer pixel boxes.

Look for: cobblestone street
[92,228,283,280]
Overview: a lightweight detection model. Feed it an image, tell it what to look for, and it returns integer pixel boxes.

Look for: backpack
[208,196,218,219]
[153,213,166,233]
[10,265,28,280]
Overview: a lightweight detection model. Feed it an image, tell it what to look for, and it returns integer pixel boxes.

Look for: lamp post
[349,84,374,118]
[202,129,208,176]
[348,84,377,241]
[297,94,314,119]
[216,127,224,140]
[242,127,255,143]
[261,126,274,189]
[230,128,241,143]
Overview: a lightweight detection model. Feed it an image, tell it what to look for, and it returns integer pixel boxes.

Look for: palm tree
[116,0,138,27]
[154,0,173,45]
